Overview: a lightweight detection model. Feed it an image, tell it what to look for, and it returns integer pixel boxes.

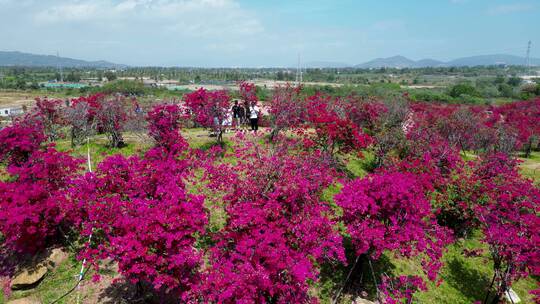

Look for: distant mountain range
[308,54,540,68]
[355,54,540,68]
[1,50,539,69]
[0,51,126,68]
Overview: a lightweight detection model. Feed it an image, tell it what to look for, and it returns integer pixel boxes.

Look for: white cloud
[487,3,535,15]
[35,3,99,23]
[32,0,263,38]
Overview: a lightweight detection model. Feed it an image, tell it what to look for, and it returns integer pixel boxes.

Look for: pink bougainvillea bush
[238,81,259,104]
[472,153,540,302]
[385,129,483,237]
[0,119,46,166]
[66,153,207,298]
[0,120,82,254]
[184,88,231,143]
[65,93,103,147]
[267,84,305,139]
[303,93,372,157]
[62,93,139,148]
[335,171,453,303]
[146,103,188,154]
[195,138,345,303]
[60,105,207,299]
[32,97,66,141]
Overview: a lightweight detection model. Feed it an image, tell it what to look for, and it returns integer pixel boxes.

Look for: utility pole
[57,51,64,82]
[296,53,302,85]
[526,40,531,75]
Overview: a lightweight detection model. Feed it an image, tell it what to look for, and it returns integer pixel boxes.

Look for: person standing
[231,100,244,130]
[249,101,260,132]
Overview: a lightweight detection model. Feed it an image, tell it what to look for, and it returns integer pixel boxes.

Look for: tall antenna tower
[295,53,302,85]
[525,40,531,75]
[56,51,64,82]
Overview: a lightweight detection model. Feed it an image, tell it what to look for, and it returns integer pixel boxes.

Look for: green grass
[460,150,478,161]
[344,155,371,178]
[400,232,538,304]
[518,151,540,183]
[0,166,8,182]
[316,232,538,304]
[181,127,268,151]
[55,135,151,165]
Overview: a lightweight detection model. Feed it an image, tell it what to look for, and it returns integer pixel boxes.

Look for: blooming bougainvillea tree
[184,88,231,143]
[195,138,345,303]
[335,171,452,303]
[0,120,82,253]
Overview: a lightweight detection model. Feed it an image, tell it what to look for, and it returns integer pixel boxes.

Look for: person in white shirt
[248,101,260,132]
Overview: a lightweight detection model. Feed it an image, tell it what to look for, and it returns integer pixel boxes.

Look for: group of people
[230,100,261,132]
[211,100,260,138]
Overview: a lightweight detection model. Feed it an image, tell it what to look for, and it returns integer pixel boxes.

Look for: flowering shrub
[431,165,484,237]
[65,105,205,297]
[336,172,451,274]
[66,152,206,297]
[196,139,345,303]
[473,153,540,302]
[336,171,452,302]
[184,88,231,143]
[268,84,305,139]
[304,94,372,157]
[410,99,540,155]
[489,98,540,156]
[95,95,130,148]
[410,103,478,151]
[146,103,188,154]
[238,81,258,104]
[347,97,387,133]
[65,95,101,147]
[378,126,489,238]
[33,97,66,141]
[0,121,82,253]
[0,120,46,166]
[63,93,134,148]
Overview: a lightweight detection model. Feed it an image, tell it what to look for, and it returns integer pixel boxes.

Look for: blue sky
[0,0,538,67]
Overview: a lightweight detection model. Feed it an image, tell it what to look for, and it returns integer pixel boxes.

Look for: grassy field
[520,151,540,183]
[406,234,537,304]
[2,130,539,304]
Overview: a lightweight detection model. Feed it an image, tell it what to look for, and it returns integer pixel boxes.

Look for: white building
[0,107,24,117]
[520,75,540,85]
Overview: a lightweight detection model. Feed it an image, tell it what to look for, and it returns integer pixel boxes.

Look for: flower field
[1,83,539,303]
